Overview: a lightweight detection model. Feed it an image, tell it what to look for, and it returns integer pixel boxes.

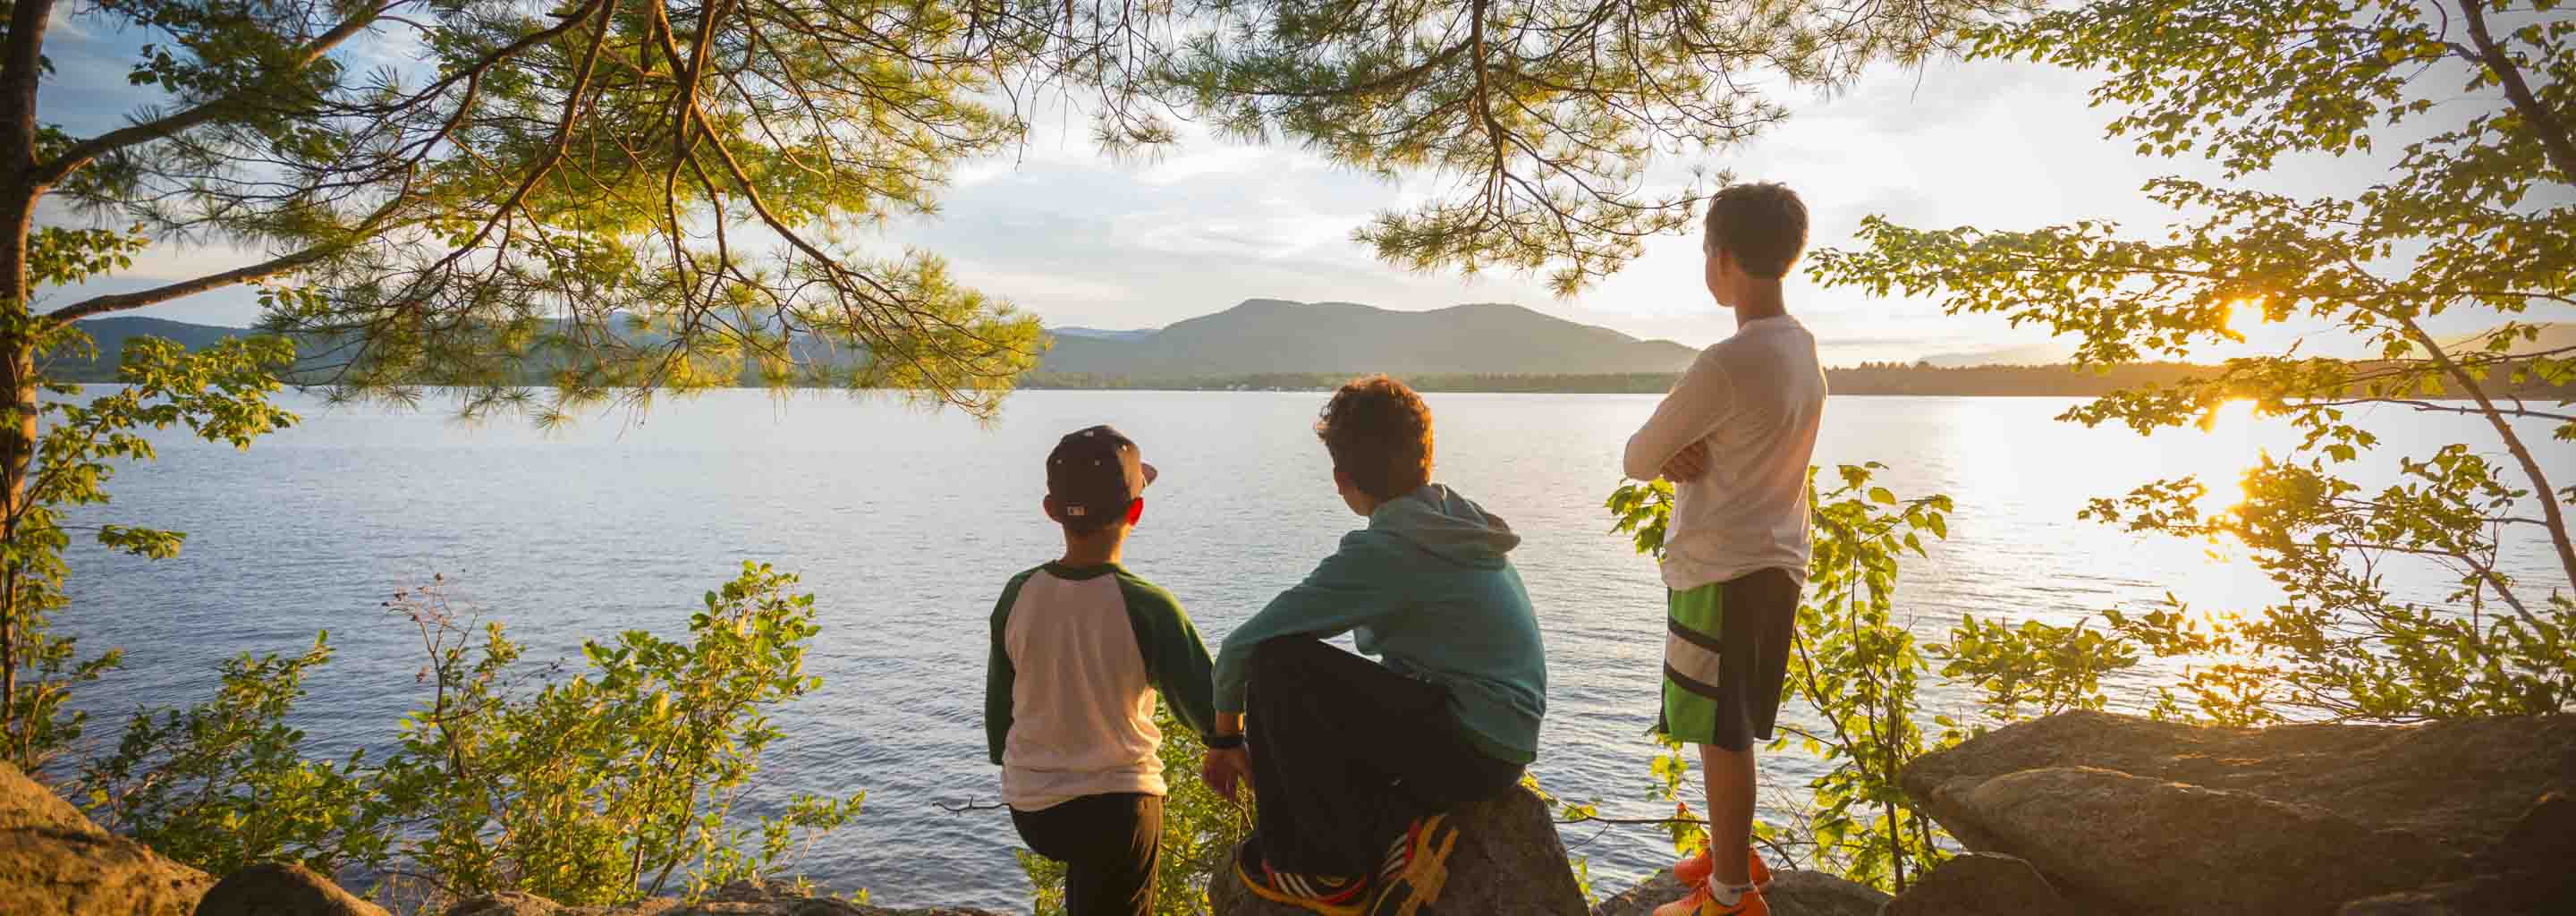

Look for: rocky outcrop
[1899,710,2576,916]
[439,880,1004,916]
[1213,786,1588,914]
[196,861,390,916]
[0,760,215,916]
[1877,852,2067,916]
[0,757,989,916]
[1589,868,1887,916]
[2334,791,2576,916]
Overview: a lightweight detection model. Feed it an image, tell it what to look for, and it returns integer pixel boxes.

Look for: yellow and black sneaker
[1366,812,1462,916]
[1237,844,1371,916]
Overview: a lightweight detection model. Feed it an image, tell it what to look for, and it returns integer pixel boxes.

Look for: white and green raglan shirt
[984,562,1219,811]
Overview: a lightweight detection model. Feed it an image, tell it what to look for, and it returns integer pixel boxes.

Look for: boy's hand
[1202,745,1252,802]
[1660,440,1710,481]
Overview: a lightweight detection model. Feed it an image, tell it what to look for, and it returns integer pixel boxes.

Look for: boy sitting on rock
[1199,376,1549,914]
[985,425,1218,916]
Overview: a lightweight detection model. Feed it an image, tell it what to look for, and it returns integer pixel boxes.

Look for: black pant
[1011,793,1163,916]
[1244,638,1525,877]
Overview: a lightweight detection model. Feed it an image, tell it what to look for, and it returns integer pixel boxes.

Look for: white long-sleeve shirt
[1623,316,1826,590]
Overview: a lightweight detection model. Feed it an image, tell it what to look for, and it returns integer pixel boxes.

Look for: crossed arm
[1625,348,1734,482]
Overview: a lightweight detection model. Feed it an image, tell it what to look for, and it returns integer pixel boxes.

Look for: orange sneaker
[1672,848,1770,890]
[1651,883,1768,916]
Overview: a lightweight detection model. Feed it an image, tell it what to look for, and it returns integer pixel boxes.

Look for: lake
[56,389,2572,911]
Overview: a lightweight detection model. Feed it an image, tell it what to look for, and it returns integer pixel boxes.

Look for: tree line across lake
[1022,360,2576,398]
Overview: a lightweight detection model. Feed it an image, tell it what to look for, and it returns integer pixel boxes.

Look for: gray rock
[196,862,391,916]
[1901,711,2576,863]
[0,760,215,916]
[2334,794,2576,916]
[441,891,573,916]
[1214,786,1588,914]
[0,760,103,836]
[1591,868,1887,916]
[1879,853,2065,916]
[2487,791,2576,883]
[1899,711,2576,916]
[1764,869,1891,916]
[1590,869,1689,916]
[1928,765,2458,915]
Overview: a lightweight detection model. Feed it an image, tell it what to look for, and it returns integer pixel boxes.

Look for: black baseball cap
[1046,425,1158,524]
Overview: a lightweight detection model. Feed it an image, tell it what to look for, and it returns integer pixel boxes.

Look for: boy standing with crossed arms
[1622,182,1825,916]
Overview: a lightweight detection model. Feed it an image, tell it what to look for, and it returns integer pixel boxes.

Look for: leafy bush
[74,563,862,908]
[78,634,373,876]
[4,331,296,772]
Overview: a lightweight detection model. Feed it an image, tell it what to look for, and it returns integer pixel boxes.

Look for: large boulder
[1901,711,2576,916]
[1213,786,1588,914]
[195,861,390,916]
[1879,852,2067,916]
[1590,868,1887,916]
[0,759,215,916]
[2334,792,2576,916]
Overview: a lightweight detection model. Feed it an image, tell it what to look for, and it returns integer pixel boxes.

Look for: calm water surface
[58,390,2571,911]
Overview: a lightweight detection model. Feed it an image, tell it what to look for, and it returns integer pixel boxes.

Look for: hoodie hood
[1368,484,1520,568]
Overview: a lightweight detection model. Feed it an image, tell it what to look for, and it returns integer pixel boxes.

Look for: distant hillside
[47,316,261,381]
[1050,327,1157,342]
[1038,299,1701,377]
[1919,342,2073,368]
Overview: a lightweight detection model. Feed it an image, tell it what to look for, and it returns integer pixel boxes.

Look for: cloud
[68,33,2412,358]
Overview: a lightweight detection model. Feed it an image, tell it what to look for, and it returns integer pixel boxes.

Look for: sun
[2223,298,2267,337]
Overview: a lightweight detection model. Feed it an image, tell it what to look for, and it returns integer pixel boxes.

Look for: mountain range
[1036,299,1700,377]
[47,306,2574,389]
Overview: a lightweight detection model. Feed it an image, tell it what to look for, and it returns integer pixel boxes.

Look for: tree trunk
[0,343,30,764]
[0,0,55,767]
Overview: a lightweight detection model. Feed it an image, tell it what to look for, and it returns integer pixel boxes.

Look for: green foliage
[1808,0,2576,725]
[375,563,864,904]
[77,634,375,877]
[11,0,2053,426]
[1020,701,1252,916]
[1933,616,2136,725]
[1,328,296,771]
[72,564,863,908]
[1607,463,1955,893]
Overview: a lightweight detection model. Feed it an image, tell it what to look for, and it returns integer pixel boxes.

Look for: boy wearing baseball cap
[985,425,1219,916]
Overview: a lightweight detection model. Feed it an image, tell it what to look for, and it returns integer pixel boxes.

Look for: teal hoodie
[1213,484,1547,764]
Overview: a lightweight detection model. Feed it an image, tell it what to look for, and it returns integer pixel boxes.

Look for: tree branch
[28,3,402,188]
[41,245,338,325]
[2459,0,2576,182]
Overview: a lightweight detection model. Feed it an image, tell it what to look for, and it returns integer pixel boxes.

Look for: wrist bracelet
[1205,733,1244,750]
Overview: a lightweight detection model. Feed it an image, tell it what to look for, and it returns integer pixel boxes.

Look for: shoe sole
[1237,860,1368,916]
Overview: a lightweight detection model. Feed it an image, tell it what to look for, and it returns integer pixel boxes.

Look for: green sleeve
[1213,531,1410,715]
[986,570,1037,767]
[1115,572,1218,739]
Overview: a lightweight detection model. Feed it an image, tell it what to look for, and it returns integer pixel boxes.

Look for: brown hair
[1703,182,1809,280]
[1314,375,1434,502]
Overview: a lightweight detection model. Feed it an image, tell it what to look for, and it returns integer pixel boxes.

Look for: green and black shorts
[1656,567,1801,751]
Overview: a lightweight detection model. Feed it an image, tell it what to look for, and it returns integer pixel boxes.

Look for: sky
[30,9,2574,367]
